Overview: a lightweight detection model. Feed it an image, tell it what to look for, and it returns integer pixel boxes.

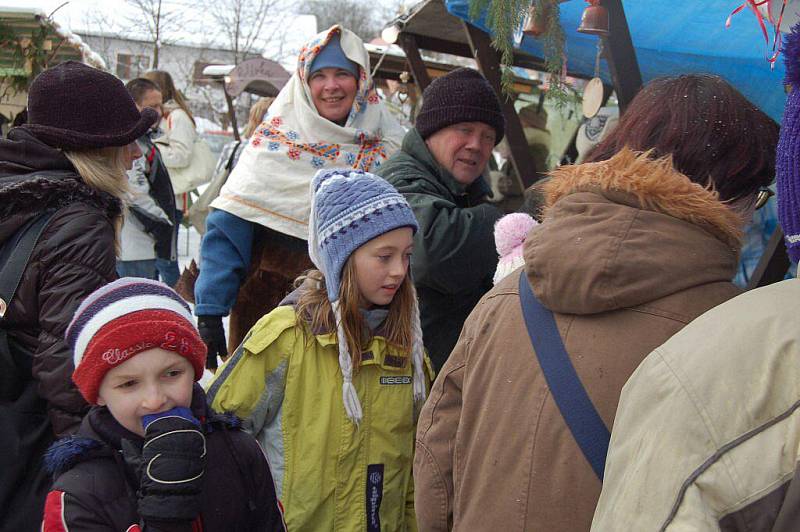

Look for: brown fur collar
[544,148,743,247]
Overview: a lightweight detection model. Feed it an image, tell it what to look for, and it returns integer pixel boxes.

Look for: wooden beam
[746,227,791,290]
[462,21,538,192]
[399,33,432,93]
[408,32,588,80]
[600,0,642,112]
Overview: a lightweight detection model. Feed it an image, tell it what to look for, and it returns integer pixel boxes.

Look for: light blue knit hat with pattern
[308,168,419,302]
[308,168,425,425]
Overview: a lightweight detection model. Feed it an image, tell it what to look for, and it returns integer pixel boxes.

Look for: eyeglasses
[755,187,775,210]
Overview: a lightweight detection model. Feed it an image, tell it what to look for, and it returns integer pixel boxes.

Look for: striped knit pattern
[66,278,205,404]
[307,168,426,424]
[66,277,193,366]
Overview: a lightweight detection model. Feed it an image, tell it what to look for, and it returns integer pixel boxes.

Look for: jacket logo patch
[366,464,384,532]
[380,376,411,385]
[383,354,405,367]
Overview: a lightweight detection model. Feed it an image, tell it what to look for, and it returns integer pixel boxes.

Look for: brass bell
[523,3,549,38]
[577,0,609,36]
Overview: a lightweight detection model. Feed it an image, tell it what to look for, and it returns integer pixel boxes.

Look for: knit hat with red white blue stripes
[65,278,206,404]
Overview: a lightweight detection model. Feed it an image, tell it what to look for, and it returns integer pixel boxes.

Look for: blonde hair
[143,70,195,126]
[243,97,275,138]
[295,260,415,370]
[64,146,129,253]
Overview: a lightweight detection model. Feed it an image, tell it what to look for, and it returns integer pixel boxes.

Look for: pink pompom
[494,213,538,258]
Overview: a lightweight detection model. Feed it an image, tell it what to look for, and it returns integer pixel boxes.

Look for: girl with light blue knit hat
[206,168,433,531]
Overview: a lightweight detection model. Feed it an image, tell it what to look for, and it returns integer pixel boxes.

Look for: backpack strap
[0,211,56,319]
[517,271,610,480]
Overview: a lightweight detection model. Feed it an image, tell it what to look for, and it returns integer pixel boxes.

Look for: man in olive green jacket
[377,68,504,370]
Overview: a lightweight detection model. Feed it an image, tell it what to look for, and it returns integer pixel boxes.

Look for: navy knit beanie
[416,67,505,145]
[777,24,800,263]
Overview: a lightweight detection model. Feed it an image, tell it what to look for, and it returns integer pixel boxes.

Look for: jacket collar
[525,148,742,315]
[0,129,122,234]
[544,148,742,247]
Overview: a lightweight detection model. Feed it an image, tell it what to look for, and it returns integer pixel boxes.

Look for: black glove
[122,408,206,526]
[197,315,225,370]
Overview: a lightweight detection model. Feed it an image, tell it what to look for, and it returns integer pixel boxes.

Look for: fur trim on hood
[544,148,743,248]
[0,172,122,222]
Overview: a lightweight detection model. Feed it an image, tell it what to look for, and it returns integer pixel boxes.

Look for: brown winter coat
[413,149,744,532]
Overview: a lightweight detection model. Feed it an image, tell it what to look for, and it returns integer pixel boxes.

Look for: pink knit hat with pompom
[493,213,538,284]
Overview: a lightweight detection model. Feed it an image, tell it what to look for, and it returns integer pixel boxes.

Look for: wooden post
[399,33,432,93]
[746,228,791,289]
[601,0,642,112]
[223,84,240,142]
[462,21,537,192]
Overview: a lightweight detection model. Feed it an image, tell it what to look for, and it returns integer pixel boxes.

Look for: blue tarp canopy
[444,0,788,120]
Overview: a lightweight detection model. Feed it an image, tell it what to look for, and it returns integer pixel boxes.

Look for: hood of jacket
[526,148,742,315]
[0,128,122,242]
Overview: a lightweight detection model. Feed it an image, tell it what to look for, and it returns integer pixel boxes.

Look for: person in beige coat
[591,29,800,532]
[413,74,778,532]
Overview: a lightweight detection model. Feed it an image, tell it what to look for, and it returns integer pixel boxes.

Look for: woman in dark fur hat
[0,61,157,532]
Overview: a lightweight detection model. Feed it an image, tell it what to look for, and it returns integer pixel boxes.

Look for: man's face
[425,122,496,185]
[137,89,163,129]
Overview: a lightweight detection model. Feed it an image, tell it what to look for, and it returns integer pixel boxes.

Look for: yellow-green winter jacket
[206,303,434,532]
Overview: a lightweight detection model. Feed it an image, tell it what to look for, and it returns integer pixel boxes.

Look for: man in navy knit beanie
[377,68,505,371]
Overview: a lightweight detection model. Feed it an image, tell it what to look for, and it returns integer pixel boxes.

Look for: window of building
[116,53,151,80]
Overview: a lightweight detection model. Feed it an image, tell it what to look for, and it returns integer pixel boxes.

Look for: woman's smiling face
[308,67,358,125]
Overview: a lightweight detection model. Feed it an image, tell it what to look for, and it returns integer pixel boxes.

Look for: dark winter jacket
[0,127,119,434]
[377,128,502,370]
[0,128,120,531]
[131,132,178,261]
[42,385,286,532]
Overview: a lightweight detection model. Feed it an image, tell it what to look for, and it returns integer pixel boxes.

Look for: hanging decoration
[582,40,605,118]
[577,0,610,36]
[726,0,788,66]
[470,0,572,104]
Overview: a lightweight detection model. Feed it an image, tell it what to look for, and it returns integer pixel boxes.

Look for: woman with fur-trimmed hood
[413,74,778,532]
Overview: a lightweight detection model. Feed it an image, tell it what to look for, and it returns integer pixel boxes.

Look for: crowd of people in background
[2,19,800,532]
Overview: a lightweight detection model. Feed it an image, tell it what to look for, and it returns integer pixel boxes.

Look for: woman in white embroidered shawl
[193,25,406,369]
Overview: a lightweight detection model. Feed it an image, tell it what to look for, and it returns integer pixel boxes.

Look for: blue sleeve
[194,209,254,316]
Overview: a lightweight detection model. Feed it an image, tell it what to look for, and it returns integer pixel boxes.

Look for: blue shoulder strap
[517,271,610,480]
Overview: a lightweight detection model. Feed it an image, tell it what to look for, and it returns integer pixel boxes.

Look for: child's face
[352,227,414,308]
[97,348,195,437]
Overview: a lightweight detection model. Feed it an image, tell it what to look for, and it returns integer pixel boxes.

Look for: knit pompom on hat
[493,212,538,285]
[778,23,800,263]
[307,168,425,424]
[415,67,506,145]
[65,278,206,404]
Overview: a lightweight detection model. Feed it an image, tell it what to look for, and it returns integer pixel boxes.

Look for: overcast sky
[11,0,331,63]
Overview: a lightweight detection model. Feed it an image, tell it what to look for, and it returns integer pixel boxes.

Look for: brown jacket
[413,150,743,532]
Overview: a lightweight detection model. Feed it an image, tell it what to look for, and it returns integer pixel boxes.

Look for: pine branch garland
[469,0,571,104]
